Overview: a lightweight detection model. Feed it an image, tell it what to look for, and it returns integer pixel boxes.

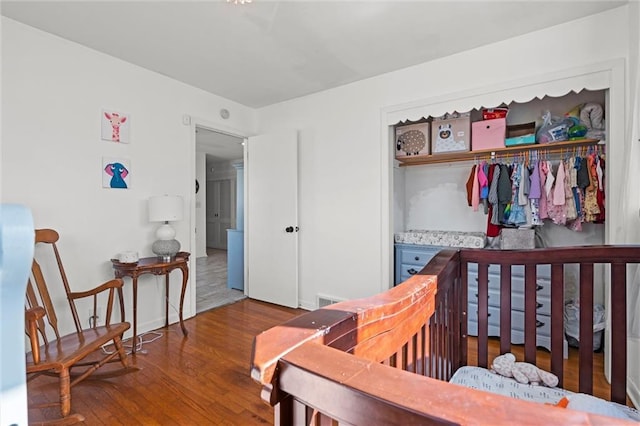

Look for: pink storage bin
[472,118,506,151]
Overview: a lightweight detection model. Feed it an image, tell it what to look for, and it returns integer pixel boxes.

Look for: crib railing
[250,246,638,425]
[461,246,636,404]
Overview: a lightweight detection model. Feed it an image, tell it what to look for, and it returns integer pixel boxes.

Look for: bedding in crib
[450,366,640,422]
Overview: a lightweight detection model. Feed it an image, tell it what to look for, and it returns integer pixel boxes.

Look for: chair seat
[26,322,130,372]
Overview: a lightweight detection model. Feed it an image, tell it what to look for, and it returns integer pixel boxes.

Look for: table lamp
[148,195,183,262]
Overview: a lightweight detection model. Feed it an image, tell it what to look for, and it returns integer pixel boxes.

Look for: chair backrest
[25,229,84,345]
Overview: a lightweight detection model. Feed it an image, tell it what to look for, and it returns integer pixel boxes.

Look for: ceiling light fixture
[227,0,251,4]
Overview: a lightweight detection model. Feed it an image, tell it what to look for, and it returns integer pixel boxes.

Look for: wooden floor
[28,299,632,424]
[28,299,306,425]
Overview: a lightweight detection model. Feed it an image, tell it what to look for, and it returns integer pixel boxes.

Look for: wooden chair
[25,229,135,424]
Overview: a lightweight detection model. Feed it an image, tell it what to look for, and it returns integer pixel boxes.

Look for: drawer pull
[536,285,544,291]
[536,320,545,328]
[414,256,420,261]
[408,268,418,275]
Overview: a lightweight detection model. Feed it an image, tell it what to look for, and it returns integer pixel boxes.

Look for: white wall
[257,7,630,310]
[0,18,256,337]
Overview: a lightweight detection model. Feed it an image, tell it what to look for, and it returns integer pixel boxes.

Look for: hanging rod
[397,139,603,167]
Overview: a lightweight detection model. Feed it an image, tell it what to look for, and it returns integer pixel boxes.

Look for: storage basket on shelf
[431,115,471,154]
[395,122,430,160]
[472,117,506,151]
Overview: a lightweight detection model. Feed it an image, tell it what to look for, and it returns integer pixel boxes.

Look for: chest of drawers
[394,244,567,356]
[467,264,550,347]
[393,243,443,285]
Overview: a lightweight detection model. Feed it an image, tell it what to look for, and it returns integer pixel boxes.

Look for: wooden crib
[251,246,638,424]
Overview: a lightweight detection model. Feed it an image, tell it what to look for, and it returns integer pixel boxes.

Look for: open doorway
[195,126,246,313]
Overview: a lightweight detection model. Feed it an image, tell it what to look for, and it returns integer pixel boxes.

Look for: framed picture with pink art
[101,109,130,143]
[102,157,131,189]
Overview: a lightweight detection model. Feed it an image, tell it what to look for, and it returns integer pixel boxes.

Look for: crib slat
[499,264,511,355]
[477,263,489,368]
[420,330,426,377]
[448,283,458,378]
[275,395,294,425]
[610,263,627,404]
[438,297,446,378]
[550,263,564,388]
[460,262,469,369]
[578,262,594,395]
[524,264,537,364]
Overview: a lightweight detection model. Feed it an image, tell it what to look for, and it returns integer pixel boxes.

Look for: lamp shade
[148,195,183,222]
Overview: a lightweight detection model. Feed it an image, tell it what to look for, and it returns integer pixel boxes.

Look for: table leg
[132,277,138,354]
[117,286,125,323]
[179,264,189,336]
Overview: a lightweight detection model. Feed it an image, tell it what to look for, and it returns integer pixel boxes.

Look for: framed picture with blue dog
[102,157,131,189]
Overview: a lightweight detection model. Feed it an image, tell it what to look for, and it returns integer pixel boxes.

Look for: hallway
[195,248,245,313]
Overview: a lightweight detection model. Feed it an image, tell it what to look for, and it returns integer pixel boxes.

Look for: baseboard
[298,299,316,311]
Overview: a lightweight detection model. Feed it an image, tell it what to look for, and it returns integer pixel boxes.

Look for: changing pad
[450,366,640,422]
[394,230,486,248]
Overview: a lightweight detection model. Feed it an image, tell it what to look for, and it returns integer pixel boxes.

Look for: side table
[111,252,190,354]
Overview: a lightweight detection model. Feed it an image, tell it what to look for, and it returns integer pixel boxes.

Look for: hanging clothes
[595,155,606,223]
[497,164,512,224]
[471,164,480,211]
[479,162,490,214]
[486,164,501,237]
[584,153,601,222]
[506,163,527,226]
[538,161,549,220]
[466,164,476,207]
[529,161,542,226]
[464,147,605,234]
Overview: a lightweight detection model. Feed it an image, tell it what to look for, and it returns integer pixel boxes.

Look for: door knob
[285,226,294,233]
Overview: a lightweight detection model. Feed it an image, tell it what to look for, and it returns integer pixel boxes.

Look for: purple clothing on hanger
[529,161,541,199]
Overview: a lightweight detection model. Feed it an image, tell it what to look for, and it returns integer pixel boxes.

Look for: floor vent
[317,294,345,308]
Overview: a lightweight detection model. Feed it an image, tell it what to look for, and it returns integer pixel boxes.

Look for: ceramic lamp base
[152,238,180,262]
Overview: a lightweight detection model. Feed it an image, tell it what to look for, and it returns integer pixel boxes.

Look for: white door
[246,131,298,308]
[206,179,233,249]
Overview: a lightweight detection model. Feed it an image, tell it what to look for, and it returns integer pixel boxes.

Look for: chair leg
[59,368,71,418]
[114,335,129,368]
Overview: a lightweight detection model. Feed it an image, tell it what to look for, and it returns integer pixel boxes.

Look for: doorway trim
[188,115,249,317]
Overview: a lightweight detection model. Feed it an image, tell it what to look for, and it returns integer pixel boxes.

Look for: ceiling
[1,1,627,109]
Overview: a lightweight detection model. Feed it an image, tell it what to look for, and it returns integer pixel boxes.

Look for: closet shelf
[397,139,602,167]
